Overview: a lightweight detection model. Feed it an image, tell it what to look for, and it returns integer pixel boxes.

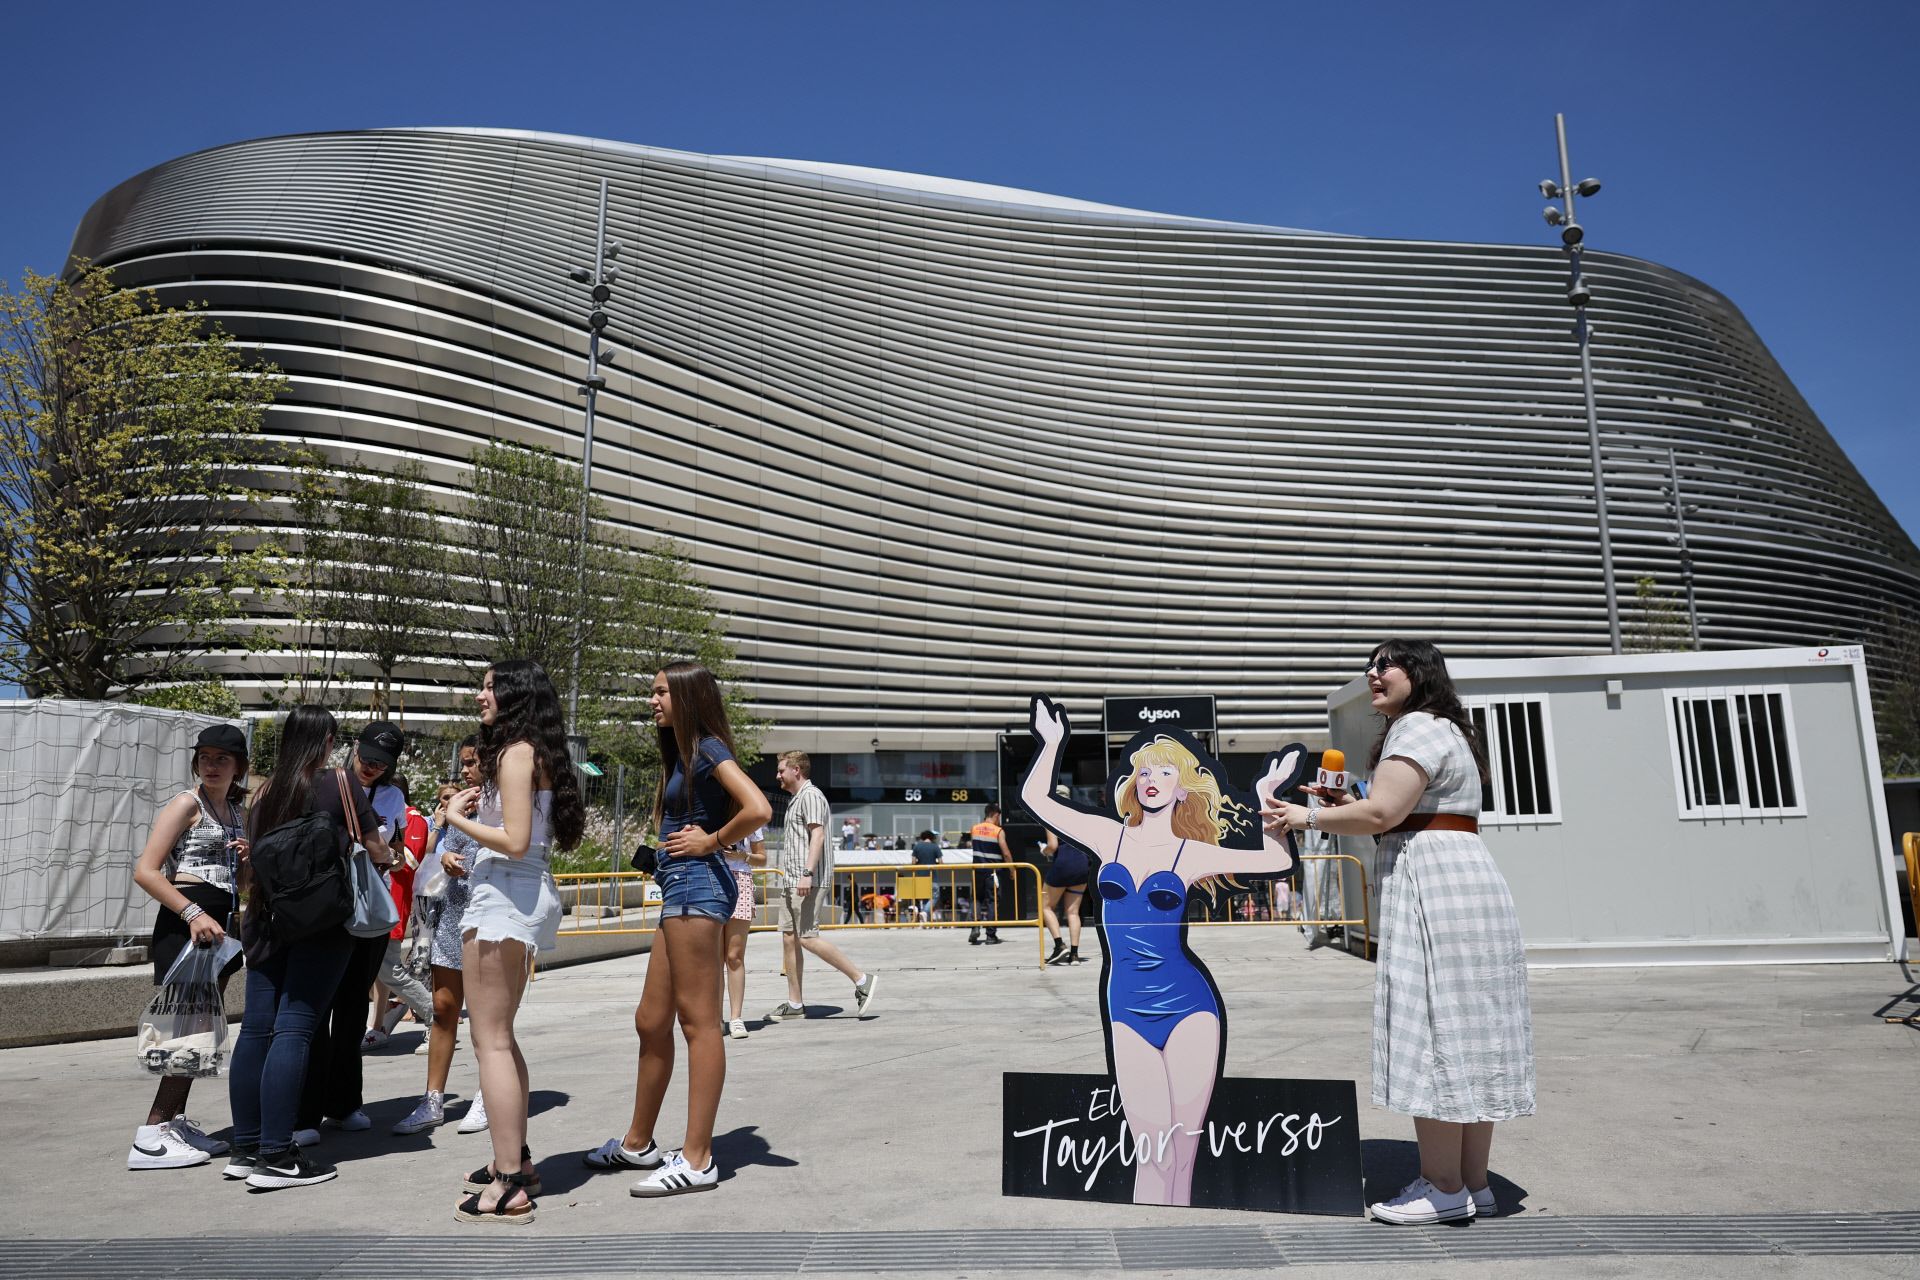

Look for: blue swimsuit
[1098,833,1222,1050]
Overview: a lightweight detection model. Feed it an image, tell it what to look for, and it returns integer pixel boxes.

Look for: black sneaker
[1046,941,1067,964]
[222,1145,260,1180]
[1047,946,1073,966]
[246,1148,338,1190]
[984,935,1005,945]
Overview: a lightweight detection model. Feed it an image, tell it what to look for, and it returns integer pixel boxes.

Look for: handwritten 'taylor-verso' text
[1011,1085,1343,1191]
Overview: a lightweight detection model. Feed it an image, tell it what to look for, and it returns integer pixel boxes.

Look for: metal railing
[551,854,1374,968]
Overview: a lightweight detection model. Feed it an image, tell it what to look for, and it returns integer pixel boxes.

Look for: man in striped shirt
[765,751,879,1023]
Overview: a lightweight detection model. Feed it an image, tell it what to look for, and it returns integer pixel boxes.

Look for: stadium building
[69,128,1920,824]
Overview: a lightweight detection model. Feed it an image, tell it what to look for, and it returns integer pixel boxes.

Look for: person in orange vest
[968,804,1014,945]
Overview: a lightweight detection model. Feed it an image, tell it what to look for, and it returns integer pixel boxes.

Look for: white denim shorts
[461,854,561,954]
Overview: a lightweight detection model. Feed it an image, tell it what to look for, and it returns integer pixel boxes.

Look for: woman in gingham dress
[1266,639,1533,1226]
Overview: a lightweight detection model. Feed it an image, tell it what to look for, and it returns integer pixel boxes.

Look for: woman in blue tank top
[1020,696,1303,1207]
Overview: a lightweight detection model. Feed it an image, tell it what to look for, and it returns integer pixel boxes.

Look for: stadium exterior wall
[68,128,1920,750]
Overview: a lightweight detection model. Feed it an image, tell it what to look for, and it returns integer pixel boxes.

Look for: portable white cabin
[1321,646,1904,966]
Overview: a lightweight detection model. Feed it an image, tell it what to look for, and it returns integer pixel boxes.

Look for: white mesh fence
[0,700,245,942]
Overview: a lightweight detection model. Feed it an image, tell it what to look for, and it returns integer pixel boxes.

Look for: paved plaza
[2,926,1917,1277]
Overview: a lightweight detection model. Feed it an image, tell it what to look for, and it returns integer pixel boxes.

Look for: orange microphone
[1316,749,1349,792]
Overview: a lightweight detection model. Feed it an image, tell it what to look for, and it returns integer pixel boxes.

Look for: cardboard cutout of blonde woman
[1002,696,1364,1217]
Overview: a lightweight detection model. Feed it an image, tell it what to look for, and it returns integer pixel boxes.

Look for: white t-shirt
[726,826,767,873]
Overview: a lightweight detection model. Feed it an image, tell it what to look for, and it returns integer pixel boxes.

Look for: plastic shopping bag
[135,936,241,1077]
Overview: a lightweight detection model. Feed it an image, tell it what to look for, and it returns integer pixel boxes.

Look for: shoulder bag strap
[333,769,364,848]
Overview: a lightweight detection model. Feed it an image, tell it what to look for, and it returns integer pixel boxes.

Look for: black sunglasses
[1364,659,1402,677]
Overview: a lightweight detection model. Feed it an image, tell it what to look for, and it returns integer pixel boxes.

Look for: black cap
[193,724,249,763]
[357,721,406,769]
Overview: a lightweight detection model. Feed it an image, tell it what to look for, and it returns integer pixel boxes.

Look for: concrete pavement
[1,924,1917,1276]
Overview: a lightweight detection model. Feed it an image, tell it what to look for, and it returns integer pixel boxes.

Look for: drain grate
[5,1214,1919,1277]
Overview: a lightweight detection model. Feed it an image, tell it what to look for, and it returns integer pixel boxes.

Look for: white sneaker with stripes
[628,1151,718,1197]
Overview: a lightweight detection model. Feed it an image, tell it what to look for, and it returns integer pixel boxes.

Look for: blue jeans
[228,931,352,1153]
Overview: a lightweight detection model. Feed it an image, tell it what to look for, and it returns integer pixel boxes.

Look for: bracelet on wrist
[179,903,206,923]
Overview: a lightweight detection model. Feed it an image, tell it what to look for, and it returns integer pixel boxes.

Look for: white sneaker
[764,1000,805,1022]
[168,1114,229,1156]
[853,973,879,1015]
[127,1122,210,1170]
[290,1128,321,1148]
[457,1093,489,1134]
[628,1150,719,1197]
[727,1018,749,1040]
[323,1109,370,1132]
[1470,1185,1498,1217]
[1369,1177,1475,1225]
[393,1093,445,1135]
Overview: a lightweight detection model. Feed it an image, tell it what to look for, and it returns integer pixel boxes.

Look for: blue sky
[7,1,1915,543]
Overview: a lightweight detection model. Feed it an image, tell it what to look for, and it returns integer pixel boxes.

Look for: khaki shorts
[774,885,823,938]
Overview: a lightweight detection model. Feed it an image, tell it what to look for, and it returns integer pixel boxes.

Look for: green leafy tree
[460,441,763,811]
[1625,574,1690,654]
[0,262,284,698]
[133,676,244,718]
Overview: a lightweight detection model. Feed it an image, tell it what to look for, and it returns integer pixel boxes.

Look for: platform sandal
[455,1167,537,1225]
[462,1144,540,1195]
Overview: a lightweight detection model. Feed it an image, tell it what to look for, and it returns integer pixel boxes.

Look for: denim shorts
[655,854,734,924]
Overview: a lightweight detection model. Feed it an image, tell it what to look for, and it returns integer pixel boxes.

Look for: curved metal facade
[69,129,1920,747]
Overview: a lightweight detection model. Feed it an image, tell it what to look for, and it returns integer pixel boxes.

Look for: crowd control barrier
[552,854,1373,969]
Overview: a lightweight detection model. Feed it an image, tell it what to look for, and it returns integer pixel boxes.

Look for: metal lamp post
[566,177,620,734]
[1540,113,1621,654]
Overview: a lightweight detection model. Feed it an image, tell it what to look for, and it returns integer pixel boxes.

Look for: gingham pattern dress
[1371,711,1535,1122]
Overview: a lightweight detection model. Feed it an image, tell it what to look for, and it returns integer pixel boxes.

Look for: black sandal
[461,1144,540,1195]
[455,1167,537,1225]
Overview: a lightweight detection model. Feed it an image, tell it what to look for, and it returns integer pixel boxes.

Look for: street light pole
[1542,113,1622,654]
[1667,447,1702,649]
[567,177,612,735]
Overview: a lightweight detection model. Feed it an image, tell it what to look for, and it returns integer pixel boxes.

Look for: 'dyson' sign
[1101,694,1217,735]
[1002,1072,1363,1216]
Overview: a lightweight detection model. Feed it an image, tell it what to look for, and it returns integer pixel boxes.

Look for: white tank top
[474,787,553,872]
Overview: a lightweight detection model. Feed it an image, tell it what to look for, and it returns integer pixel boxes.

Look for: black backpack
[250,808,352,942]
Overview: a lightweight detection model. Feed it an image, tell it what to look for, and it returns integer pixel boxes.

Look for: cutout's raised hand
[1255,745,1306,809]
[1031,694,1068,748]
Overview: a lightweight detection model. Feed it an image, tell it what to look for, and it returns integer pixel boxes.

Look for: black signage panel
[1003,1071,1363,1216]
[1102,695,1217,735]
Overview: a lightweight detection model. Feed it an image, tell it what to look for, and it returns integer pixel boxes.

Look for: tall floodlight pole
[567,178,618,734]
[1666,447,1702,649]
[1540,114,1621,654]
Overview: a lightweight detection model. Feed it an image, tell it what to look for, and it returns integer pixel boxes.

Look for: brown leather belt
[1387,813,1481,836]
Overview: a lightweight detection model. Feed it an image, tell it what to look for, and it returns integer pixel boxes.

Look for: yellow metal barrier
[822,862,1050,968]
[552,853,1372,968]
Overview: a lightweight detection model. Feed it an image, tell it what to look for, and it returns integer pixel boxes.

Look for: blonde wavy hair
[1115,736,1225,845]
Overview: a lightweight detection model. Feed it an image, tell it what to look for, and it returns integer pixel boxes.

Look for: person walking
[967,803,1013,945]
[441,661,577,1224]
[1039,787,1091,966]
[763,752,879,1023]
[126,725,250,1170]
[294,721,409,1144]
[393,735,486,1136]
[587,660,771,1198]
[1265,639,1534,1225]
[721,826,767,1040]
[227,705,390,1190]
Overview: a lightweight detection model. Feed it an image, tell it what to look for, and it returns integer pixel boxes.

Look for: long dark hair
[651,659,738,830]
[1366,638,1490,782]
[477,659,584,850]
[250,705,339,837]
